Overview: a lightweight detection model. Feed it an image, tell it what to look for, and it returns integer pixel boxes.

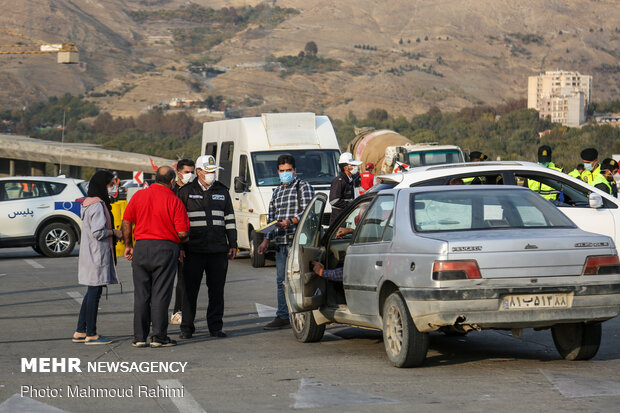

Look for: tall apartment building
[527,70,592,126]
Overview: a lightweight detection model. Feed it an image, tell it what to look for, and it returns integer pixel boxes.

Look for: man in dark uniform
[177,155,237,339]
[329,152,362,225]
[469,151,488,162]
[169,159,195,326]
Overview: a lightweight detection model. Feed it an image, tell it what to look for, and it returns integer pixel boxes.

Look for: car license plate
[500,293,573,310]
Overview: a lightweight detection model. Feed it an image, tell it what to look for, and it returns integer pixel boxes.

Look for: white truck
[201,112,341,267]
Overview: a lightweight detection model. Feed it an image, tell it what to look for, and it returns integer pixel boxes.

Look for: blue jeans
[76,286,103,336]
[275,244,289,319]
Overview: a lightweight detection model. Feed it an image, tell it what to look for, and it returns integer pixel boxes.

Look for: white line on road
[255,303,277,318]
[0,274,6,277]
[158,379,206,413]
[541,369,620,398]
[67,291,83,304]
[24,259,44,269]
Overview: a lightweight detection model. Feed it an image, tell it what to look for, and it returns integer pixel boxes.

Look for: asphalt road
[1,247,620,412]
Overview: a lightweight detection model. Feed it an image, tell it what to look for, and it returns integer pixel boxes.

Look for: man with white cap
[329,152,362,225]
[176,155,237,339]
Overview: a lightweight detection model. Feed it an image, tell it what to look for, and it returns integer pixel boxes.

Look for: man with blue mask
[580,148,601,185]
[527,145,563,200]
[257,154,314,330]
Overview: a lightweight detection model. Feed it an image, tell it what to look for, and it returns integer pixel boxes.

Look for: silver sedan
[284,186,620,367]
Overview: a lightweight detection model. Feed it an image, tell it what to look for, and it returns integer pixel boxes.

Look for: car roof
[0,176,84,183]
[378,161,560,184]
[375,184,532,196]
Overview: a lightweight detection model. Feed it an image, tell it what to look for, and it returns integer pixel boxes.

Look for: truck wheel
[38,222,76,258]
[383,292,428,368]
[250,230,265,268]
[551,322,601,361]
[291,311,325,343]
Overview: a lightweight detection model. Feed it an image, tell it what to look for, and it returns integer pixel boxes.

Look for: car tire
[250,230,265,268]
[38,222,76,258]
[291,311,325,343]
[382,292,428,368]
[551,322,601,361]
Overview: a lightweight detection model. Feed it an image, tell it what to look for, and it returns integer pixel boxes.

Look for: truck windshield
[251,150,340,186]
[408,149,463,167]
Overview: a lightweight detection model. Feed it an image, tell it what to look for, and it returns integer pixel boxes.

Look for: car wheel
[38,222,76,258]
[551,322,601,361]
[382,292,428,368]
[291,311,325,343]
[250,230,265,268]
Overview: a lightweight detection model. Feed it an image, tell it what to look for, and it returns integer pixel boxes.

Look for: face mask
[351,166,359,174]
[584,163,594,171]
[181,172,195,184]
[108,184,118,196]
[204,173,216,185]
[279,171,294,184]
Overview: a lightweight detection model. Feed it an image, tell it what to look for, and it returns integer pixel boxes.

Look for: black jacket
[177,180,237,254]
[329,171,356,210]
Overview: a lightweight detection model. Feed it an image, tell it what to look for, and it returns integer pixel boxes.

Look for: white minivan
[201,112,341,267]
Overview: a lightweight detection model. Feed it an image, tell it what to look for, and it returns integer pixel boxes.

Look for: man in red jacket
[360,163,375,193]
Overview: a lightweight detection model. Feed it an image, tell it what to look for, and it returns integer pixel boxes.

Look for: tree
[304,41,318,56]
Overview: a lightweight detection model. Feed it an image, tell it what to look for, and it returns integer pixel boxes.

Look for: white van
[201,112,341,267]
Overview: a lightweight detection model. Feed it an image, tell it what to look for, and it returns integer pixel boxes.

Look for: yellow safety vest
[528,163,562,200]
[591,174,612,194]
[581,164,601,185]
[568,169,581,178]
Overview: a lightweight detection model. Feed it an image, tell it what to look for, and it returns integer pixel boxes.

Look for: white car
[375,161,620,246]
[0,176,86,257]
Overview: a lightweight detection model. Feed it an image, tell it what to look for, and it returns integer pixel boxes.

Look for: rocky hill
[0,0,617,119]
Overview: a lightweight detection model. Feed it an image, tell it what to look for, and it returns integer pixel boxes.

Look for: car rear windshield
[408,149,464,167]
[411,189,575,232]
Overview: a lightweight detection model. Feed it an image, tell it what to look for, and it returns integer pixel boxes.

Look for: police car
[0,176,86,257]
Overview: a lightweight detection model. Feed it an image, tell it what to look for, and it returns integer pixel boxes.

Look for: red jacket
[360,171,375,191]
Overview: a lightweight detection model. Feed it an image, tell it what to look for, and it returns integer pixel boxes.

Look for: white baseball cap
[338,152,362,166]
[195,155,223,172]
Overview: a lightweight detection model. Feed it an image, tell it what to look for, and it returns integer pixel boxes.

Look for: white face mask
[108,184,118,196]
[204,173,216,185]
[350,166,359,175]
[180,172,195,184]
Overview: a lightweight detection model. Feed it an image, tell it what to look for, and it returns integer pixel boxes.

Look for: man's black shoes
[178,332,193,340]
[210,331,227,338]
[150,337,177,347]
[263,316,291,330]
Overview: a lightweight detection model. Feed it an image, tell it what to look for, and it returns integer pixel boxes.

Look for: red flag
[149,157,158,172]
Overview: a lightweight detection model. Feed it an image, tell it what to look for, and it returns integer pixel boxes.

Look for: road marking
[157,379,206,413]
[0,274,6,277]
[291,378,398,409]
[67,291,84,304]
[541,369,620,398]
[24,259,44,269]
[0,394,68,412]
[255,303,276,318]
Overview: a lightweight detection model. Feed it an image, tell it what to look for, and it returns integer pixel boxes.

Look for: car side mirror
[234,176,249,193]
[589,192,604,209]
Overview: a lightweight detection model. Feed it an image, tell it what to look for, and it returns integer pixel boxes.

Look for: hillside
[0,0,618,119]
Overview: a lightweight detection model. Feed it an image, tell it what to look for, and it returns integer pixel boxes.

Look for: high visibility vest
[568,169,581,178]
[528,163,562,200]
[591,174,612,194]
[581,164,601,185]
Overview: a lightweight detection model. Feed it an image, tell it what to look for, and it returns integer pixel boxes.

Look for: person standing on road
[527,145,563,200]
[257,154,314,330]
[360,162,375,194]
[329,152,362,225]
[177,155,237,339]
[73,170,122,345]
[122,166,189,348]
[580,148,601,185]
[594,158,619,198]
[169,158,196,326]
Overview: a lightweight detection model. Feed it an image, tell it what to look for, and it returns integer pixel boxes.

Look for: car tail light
[582,255,620,275]
[432,260,482,280]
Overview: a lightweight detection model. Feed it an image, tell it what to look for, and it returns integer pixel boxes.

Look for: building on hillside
[528,70,592,126]
[538,91,586,127]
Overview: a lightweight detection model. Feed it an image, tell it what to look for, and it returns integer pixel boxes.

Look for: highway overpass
[0,134,176,178]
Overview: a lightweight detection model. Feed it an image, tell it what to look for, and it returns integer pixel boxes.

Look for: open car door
[284,193,327,313]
